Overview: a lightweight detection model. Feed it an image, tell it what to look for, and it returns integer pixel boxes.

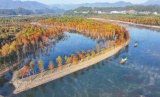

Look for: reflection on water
[1,25,160,97]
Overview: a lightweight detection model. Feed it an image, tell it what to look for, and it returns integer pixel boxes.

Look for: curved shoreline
[90,18,160,29]
[12,39,130,94]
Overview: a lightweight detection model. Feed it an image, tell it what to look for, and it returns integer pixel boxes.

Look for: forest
[94,15,160,26]
[0,8,64,16]
[0,16,65,68]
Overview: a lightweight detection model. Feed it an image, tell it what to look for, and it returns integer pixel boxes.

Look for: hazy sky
[21,0,148,4]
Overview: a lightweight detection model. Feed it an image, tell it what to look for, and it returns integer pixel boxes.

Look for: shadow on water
[41,84,46,93]
[92,65,95,70]
[51,83,55,90]
[80,70,85,75]
[73,72,78,79]
[67,76,72,83]
[97,63,100,69]
[86,67,90,72]
[59,77,64,84]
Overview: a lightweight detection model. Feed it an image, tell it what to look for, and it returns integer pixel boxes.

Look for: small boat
[134,41,138,47]
[119,56,128,64]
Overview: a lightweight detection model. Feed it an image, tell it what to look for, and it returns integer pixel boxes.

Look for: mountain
[0,8,65,16]
[142,0,160,5]
[0,0,48,10]
[49,1,133,10]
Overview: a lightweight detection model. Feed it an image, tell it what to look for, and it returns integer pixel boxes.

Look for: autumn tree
[102,48,106,54]
[82,50,86,55]
[66,57,72,67]
[64,56,68,62]
[29,61,35,75]
[56,56,63,68]
[87,49,91,54]
[91,51,96,57]
[86,54,90,60]
[22,65,30,81]
[76,51,80,57]
[1,43,10,65]
[48,59,54,73]
[38,60,44,79]
[72,56,78,64]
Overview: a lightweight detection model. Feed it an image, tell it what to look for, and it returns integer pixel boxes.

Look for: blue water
[0,24,160,97]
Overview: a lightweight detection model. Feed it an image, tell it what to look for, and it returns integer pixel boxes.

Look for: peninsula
[11,38,130,94]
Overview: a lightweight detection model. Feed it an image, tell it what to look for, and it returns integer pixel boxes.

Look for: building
[127,10,137,14]
[110,11,126,14]
[153,12,158,15]
[74,11,79,13]
[139,11,151,15]
[82,11,89,14]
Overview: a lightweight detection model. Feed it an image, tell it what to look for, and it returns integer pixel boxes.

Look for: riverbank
[90,18,160,29]
[11,39,130,94]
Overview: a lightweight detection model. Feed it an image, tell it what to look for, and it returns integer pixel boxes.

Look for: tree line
[94,15,160,26]
[16,16,130,80]
[18,39,123,80]
[0,21,66,67]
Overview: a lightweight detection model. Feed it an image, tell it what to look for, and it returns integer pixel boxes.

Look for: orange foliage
[22,65,30,77]
[72,56,78,64]
[79,54,85,59]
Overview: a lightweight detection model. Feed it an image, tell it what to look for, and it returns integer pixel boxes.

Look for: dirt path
[12,39,130,94]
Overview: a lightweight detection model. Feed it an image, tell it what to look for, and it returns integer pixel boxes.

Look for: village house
[153,12,158,15]
[110,11,126,14]
[127,10,137,14]
[82,11,89,14]
[139,11,151,15]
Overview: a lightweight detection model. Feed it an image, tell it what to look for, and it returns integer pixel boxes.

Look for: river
[0,20,160,97]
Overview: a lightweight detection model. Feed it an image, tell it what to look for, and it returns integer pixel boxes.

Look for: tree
[1,43,10,65]
[79,54,85,59]
[102,48,106,54]
[91,51,96,57]
[71,54,75,58]
[111,40,115,47]
[56,56,63,68]
[38,60,44,79]
[66,57,72,67]
[82,50,86,55]
[86,54,90,60]
[87,49,91,54]
[96,44,100,53]
[22,65,30,79]
[64,56,68,62]
[79,54,85,62]
[76,51,80,57]
[48,59,54,73]
[29,61,35,75]
[72,56,78,64]
[106,46,109,50]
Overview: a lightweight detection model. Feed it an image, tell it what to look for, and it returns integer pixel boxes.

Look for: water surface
[0,24,160,97]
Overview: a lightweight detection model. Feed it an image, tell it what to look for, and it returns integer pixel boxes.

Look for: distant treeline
[0,8,65,16]
[94,15,160,26]
[64,5,160,16]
